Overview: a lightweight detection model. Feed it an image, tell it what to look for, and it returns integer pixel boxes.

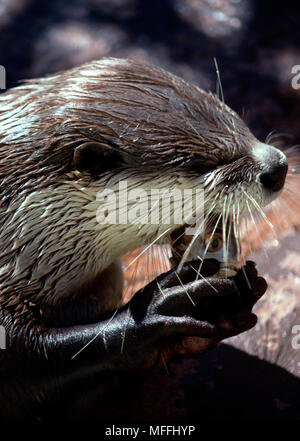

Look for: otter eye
[185,158,216,174]
[74,142,123,174]
[205,232,223,252]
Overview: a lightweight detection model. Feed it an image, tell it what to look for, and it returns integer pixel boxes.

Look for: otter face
[0,58,288,321]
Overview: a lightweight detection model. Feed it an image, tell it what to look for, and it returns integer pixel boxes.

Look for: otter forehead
[0,58,254,172]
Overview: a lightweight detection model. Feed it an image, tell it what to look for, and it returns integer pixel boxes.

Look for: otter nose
[259,161,288,192]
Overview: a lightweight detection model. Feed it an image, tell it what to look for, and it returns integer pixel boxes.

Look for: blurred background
[0,0,300,145]
[1,0,300,422]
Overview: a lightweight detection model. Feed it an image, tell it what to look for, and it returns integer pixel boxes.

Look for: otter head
[0,58,287,325]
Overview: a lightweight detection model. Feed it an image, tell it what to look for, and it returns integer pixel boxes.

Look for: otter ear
[73,142,123,174]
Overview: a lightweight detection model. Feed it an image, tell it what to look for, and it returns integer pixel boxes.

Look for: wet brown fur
[0,58,256,209]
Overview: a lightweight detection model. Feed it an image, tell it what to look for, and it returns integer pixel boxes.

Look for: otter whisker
[222,194,229,265]
[156,280,166,298]
[195,210,223,281]
[177,217,204,273]
[122,244,172,353]
[192,260,219,293]
[71,308,119,360]
[238,249,252,290]
[120,307,132,354]
[122,243,173,352]
[150,244,171,288]
[222,195,231,278]
[283,144,300,156]
[161,351,170,376]
[176,190,219,274]
[245,199,270,262]
[233,196,252,289]
[213,57,225,104]
[242,212,253,256]
[124,190,194,296]
[158,243,172,273]
[225,192,234,261]
[174,271,196,306]
[245,199,260,238]
[232,196,241,263]
[265,129,277,145]
[241,188,275,234]
[266,195,300,237]
[124,228,172,271]
[265,131,292,145]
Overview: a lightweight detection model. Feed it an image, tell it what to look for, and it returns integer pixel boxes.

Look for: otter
[0,58,287,421]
